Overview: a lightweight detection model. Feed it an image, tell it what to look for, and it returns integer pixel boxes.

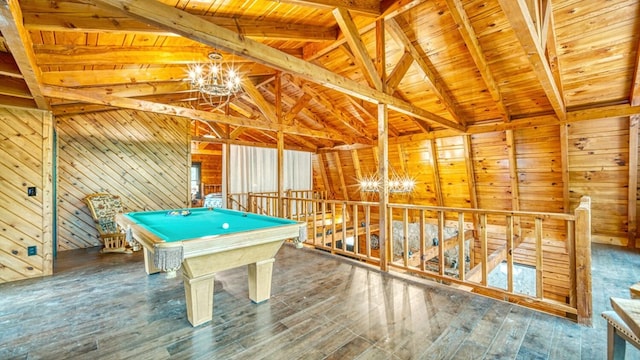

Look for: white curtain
[227,145,311,208]
[284,150,312,190]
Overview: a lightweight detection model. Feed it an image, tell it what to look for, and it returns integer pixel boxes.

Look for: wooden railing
[246,193,592,325]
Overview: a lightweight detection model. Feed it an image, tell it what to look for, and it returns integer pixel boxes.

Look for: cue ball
[222,222,229,229]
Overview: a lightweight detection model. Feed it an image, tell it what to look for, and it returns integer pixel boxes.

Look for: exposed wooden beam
[386,18,464,125]
[41,65,276,87]
[41,85,355,142]
[242,80,278,122]
[33,45,301,65]
[298,81,371,138]
[333,152,350,200]
[428,140,443,206]
[385,51,413,94]
[41,67,185,87]
[344,95,400,137]
[631,37,640,106]
[544,2,564,110]
[333,7,383,91]
[283,93,313,125]
[288,134,319,152]
[0,0,48,109]
[276,0,380,16]
[302,0,426,61]
[382,48,431,134]
[498,0,565,121]
[444,0,509,121]
[192,135,314,152]
[262,84,339,145]
[47,81,192,102]
[92,0,465,132]
[23,12,338,42]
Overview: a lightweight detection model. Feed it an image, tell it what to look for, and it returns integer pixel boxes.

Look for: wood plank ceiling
[0,0,639,152]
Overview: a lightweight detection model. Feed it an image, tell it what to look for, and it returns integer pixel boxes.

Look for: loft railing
[246,193,592,325]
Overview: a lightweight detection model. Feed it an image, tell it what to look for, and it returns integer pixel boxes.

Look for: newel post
[575,196,592,325]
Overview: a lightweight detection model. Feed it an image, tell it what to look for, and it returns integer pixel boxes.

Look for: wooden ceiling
[1,0,640,151]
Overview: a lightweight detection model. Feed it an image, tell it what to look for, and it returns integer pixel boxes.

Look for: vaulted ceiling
[1,0,639,152]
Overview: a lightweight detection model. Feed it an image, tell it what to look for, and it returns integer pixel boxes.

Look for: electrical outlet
[27,246,36,256]
[27,187,36,196]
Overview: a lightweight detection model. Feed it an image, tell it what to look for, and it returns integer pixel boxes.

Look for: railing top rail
[247,193,579,221]
[388,203,576,220]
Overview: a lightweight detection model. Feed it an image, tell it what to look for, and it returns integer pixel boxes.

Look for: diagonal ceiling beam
[333,7,383,91]
[386,18,464,125]
[0,0,48,109]
[302,0,427,62]
[542,0,564,112]
[385,51,413,92]
[41,85,360,143]
[631,37,640,106]
[283,93,313,125]
[242,80,278,122]
[498,0,566,121]
[92,0,464,132]
[445,0,509,121]
[292,79,372,138]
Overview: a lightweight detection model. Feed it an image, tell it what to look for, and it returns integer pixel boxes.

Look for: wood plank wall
[192,149,223,188]
[0,106,53,283]
[56,109,190,251]
[567,118,630,245]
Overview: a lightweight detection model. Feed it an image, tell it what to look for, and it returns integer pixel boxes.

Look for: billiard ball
[222,222,229,229]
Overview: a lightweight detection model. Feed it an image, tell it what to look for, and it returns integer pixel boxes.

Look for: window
[191,162,201,200]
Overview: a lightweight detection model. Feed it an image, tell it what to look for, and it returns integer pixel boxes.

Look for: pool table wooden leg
[143,248,161,275]
[183,273,216,327]
[248,258,275,303]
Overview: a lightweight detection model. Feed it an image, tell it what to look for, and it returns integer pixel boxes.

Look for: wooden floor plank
[0,244,639,359]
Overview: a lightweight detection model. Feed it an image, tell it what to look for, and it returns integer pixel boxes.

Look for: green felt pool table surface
[122,207,298,242]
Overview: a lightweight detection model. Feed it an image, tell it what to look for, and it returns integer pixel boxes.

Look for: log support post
[575,196,592,326]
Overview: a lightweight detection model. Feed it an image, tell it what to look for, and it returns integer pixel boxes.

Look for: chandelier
[358,173,415,194]
[187,51,242,103]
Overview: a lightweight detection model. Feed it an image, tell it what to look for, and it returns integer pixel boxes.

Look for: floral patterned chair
[84,193,136,253]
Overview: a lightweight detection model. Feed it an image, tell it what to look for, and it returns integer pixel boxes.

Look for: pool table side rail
[116,213,305,258]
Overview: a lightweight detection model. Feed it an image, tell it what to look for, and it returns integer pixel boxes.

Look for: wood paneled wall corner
[0,106,54,283]
[56,109,191,252]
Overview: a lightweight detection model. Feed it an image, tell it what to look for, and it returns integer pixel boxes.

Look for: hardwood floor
[1,243,639,359]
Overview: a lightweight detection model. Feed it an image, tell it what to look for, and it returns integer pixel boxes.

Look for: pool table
[116,207,305,326]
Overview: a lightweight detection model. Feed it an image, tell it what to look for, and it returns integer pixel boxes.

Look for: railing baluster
[403,208,409,267]
[567,220,576,308]
[506,215,514,293]
[420,209,426,272]
[480,213,488,286]
[353,204,359,254]
[438,210,445,276]
[458,212,465,281]
[535,217,544,299]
